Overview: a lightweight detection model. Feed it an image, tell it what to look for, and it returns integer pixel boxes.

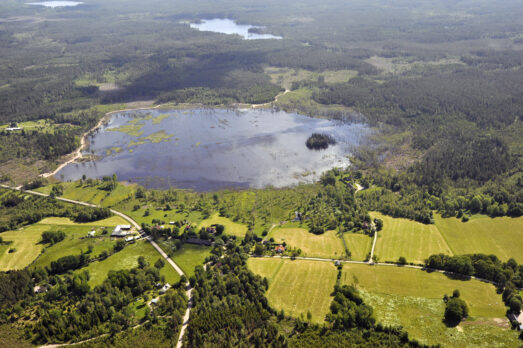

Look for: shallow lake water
[189,19,282,40]
[26,1,84,7]
[56,108,369,190]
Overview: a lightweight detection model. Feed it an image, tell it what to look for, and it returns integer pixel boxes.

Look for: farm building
[87,230,96,237]
[159,283,171,294]
[508,312,523,330]
[112,225,131,237]
[275,245,286,253]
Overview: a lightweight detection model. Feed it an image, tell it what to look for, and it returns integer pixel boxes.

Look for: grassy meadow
[371,212,452,264]
[80,240,180,287]
[248,258,337,323]
[341,263,518,347]
[434,214,523,263]
[198,213,247,238]
[0,224,49,270]
[343,233,373,261]
[169,244,211,277]
[268,227,346,259]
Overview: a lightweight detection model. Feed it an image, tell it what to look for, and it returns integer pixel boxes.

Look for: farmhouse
[87,230,96,237]
[275,245,286,253]
[112,225,132,237]
[5,127,22,131]
[159,283,171,294]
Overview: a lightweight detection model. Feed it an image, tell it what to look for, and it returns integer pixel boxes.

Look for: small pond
[26,1,84,7]
[189,18,282,40]
[56,108,369,190]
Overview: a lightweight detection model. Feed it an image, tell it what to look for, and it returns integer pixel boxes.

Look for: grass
[268,227,346,259]
[247,258,337,323]
[434,214,523,263]
[341,263,517,347]
[265,67,358,90]
[129,130,174,146]
[371,212,452,264]
[198,213,247,238]
[107,123,145,137]
[80,240,180,287]
[32,226,116,269]
[169,244,212,277]
[343,233,373,261]
[38,216,127,226]
[0,224,49,270]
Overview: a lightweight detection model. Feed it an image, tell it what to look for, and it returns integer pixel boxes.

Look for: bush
[444,297,468,326]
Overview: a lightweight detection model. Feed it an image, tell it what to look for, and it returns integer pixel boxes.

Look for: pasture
[80,240,180,287]
[434,214,523,263]
[341,263,517,347]
[371,212,452,264]
[268,227,346,259]
[247,258,337,323]
[343,233,373,261]
[198,213,247,238]
[170,244,212,277]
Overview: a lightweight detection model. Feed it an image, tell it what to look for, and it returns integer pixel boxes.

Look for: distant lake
[189,19,282,40]
[26,1,83,7]
[56,108,369,190]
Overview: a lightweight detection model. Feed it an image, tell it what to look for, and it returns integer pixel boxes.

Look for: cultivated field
[198,213,247,238]
[371,212,452,264]
[248,258,337,323]
[80,240,180,287]
[343,233,373,261]
[38,216,126,226]
[268,227,346,259]
[341,263,518,347]
[434,214,523,263]
[0,224,48,270]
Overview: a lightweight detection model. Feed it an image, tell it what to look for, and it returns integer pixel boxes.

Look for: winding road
[0,184,192,348]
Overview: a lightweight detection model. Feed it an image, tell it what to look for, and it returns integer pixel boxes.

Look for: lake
[189,19,282,40]
[56,108,369,190]
[26,1,84,7]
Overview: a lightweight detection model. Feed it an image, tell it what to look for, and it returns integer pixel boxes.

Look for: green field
[198,213,247,238]
[0,216,128,270]
[247,258,337,323]
[38,216,127,226]
[32,226,116,269]
[170,244,212,277]
[341,263,518,347]
[371,212,452,264]
[268,227,346,259]
[434,214,523,263]
[0,224,49,270]
[80,240,180,287]
[343,233,373,261]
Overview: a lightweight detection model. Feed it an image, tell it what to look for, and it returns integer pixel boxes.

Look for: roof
[112,225,132,237]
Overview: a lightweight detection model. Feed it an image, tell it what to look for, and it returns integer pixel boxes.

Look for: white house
[112,225,132,237]
[159,283,171,294]
[87,230,96,237]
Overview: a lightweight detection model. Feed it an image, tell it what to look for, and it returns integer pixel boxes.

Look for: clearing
[434,214,523,263]
[80,240,180,287]
[343,233,373,261]
[371,212,452,264]
[247,258,337,323]
[198,213,247,238]
[268,227,346,259]
[341,263,517,347]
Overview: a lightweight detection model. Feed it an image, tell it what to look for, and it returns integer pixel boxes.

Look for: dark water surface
[57,109,369,190]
